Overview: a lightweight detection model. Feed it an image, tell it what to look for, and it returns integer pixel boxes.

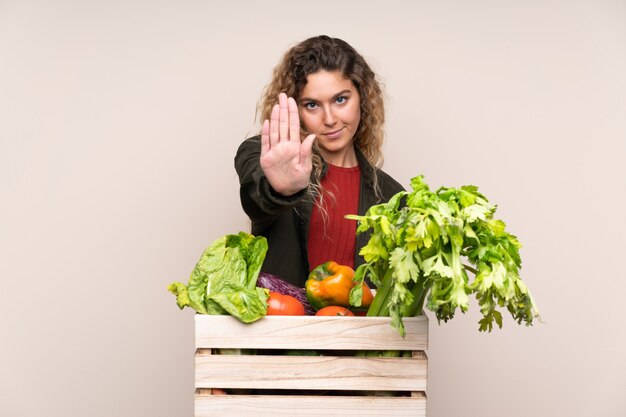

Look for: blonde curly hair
[256,35,386,199]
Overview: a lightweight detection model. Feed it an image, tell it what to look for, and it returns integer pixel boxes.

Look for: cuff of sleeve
[254,168,308,209]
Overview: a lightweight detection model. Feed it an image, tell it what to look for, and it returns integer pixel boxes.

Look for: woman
[235,35,403,286]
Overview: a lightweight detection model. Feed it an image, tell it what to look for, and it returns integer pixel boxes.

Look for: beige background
[1,0,625,416]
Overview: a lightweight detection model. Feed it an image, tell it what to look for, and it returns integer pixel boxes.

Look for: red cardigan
[307,164,360,271]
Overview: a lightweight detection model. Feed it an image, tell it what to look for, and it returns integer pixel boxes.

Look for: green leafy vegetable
[348,175,540,336]
[168,232,269,323]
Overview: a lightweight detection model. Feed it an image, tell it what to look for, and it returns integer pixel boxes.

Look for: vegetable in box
[347,175,541,336]
[168,232,269,323]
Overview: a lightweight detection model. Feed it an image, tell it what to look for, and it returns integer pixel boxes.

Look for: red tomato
[266,292,305,316]
[315,306,355,316]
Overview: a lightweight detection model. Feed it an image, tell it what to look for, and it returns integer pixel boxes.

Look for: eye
[303,102,318,110]
[336,96,347,104]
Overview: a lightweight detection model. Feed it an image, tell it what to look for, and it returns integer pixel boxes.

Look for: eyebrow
[300,89,353,103]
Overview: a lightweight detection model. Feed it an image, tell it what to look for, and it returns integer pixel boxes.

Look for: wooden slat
[195,315,428,350]
[194,394,426,417]
[195,354,427,391]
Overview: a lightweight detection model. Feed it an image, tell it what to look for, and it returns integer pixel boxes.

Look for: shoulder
[235,135,262,157]
[353,146,404,201]
[234,135,264,181]
[375,167,405,199]
[234,135,262,170]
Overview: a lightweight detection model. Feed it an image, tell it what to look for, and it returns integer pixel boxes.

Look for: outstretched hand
[260,93,316,196]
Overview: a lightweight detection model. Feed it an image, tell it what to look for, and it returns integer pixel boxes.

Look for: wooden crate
[194,314,428,417]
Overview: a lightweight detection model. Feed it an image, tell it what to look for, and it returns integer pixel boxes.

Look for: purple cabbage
[257,272,315,315]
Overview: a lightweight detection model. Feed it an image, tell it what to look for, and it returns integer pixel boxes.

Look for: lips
[323,128,344,139]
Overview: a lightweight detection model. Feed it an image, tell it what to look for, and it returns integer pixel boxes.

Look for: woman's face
[299,70,361,166]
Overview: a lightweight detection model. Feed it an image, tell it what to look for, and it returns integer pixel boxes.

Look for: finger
[288,97,300,143]
[278,93,289,141]
[261,119,270,157]
[269,104,279,147]
[300,134,316,168]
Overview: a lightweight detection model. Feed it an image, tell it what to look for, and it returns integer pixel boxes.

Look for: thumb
[300,134,316,168]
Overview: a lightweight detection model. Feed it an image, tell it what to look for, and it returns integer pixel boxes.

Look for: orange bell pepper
[305,261,374,311]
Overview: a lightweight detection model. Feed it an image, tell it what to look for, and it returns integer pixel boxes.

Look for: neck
[320,145,358,168]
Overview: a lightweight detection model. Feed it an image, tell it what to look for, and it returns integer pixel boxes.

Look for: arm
[234,93,316,228]
[234,136,308,225]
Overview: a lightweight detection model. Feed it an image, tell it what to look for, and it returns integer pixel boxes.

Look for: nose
[322,106,336,126]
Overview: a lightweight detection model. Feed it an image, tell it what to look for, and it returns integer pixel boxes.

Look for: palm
[261,140,310,188]
[260,93,315,196]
